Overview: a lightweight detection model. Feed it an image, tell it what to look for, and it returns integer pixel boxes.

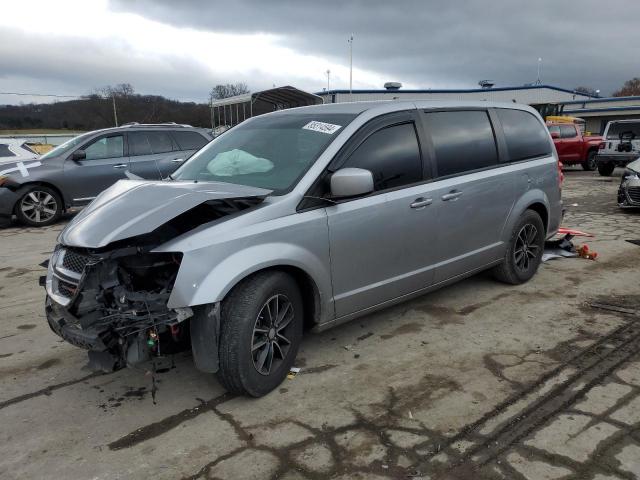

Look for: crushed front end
[618,162,640,208]
[45,245,192,371]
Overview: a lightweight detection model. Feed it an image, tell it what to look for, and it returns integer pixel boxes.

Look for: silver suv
[0,123,211,227]
[44,101,562,396]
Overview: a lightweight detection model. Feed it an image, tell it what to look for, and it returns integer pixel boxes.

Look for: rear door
[62,133,127,204]
[167,130,210,175]
[325,112,440,317]
[559,125,581,162]
[127,130,181,179]
[419,109,515,283]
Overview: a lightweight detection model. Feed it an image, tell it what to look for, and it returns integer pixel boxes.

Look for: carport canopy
[209,86,323,131]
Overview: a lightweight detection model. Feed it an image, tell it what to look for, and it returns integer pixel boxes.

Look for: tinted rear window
[172,131,208,150]
[606,122,640,140]
[147,131,176,153]
[424,110,498,177]
[128,132,152,156]
[496,109,551,161]
[560,125,577,138]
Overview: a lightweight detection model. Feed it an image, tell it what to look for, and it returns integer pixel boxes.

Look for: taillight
[558,160,564,188]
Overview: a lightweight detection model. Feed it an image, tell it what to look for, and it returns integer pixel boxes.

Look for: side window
[548,125,561,137]
[147,131,177,153]
[342,123,422,191]
[424,110,497,177]
[172,131,208,150]
[128,132,152,156]
[496,109,552,161]
[84,135,124,160]
[560,125,577,138]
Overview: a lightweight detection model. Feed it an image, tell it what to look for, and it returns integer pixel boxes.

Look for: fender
[167,241,333,321]
[501,188,551,243]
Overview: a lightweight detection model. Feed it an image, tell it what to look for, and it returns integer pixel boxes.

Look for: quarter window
[84,135,124,160]
[343,123,422,191]
[172,131,208,150]
[560,125,577,138]
[424,111,498,177]
[496,109,551,161]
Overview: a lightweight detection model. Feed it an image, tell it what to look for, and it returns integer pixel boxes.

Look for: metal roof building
[316,84,593,105]
[560,96,640,134]
[209,86,322,133]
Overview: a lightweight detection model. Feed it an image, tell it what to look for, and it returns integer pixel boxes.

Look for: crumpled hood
[627,158,640,173]
[59,180,271,248]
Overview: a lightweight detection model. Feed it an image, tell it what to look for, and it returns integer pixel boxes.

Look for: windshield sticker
[302,121,342,135]
[0,161,42,178]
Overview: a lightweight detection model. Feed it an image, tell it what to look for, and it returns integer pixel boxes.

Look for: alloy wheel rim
[514,223,539,272]
[20,191,57,223]
[589,155,597,170]
[251,294,294,376]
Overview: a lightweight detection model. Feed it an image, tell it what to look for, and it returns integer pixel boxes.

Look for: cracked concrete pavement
[0,168,639,479]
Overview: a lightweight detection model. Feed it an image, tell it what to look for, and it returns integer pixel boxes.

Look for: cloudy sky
[0,0,638,105]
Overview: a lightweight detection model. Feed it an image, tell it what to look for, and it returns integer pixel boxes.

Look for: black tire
[492,210,545,285]
[581,150,597,171]
[14,185,62,227]
[217,271,303,397]
[597,163,615,176]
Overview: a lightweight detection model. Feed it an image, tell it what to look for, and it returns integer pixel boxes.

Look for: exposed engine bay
[44,192,267,372]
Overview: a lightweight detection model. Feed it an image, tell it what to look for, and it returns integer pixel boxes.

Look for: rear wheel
[598,163,615,176]
[581,150,597,171]
[492,210,545,285]
[217,271,303,397]
[15,185,62,227]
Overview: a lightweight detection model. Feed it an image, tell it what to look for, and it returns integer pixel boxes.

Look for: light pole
[112,94,118,127]
[536,57,543,85]
[348,34,354,94]
[326,69,331,92]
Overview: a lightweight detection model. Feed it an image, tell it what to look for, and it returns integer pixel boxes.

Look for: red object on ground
[557,227,594,237]
[577,244,598,260]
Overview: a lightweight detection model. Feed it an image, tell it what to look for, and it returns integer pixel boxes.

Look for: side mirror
[330,168,374,198]
[71,150,86,161]
[550,132,560,139]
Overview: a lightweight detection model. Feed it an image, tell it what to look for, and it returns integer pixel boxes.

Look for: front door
[325,116,439,318]
[62,133,128,204]
[559,125,581,163]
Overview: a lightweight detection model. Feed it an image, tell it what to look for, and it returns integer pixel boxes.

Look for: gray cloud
[111,0,640,95]
[1,0,638,105]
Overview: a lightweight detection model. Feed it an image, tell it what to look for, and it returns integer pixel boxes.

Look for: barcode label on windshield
[302,121,342,135]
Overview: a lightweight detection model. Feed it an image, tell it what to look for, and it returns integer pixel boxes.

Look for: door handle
[113,163,128,169]
[441,191,463,201]
[410,197,433,209]
[171,158,184,163]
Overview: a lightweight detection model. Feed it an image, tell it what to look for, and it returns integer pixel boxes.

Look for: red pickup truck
[547,123,603,171]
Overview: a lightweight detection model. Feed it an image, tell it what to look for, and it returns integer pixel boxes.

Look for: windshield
[39,132,94,160]
[173,113,357,193]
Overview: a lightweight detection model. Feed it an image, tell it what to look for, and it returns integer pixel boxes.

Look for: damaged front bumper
[618,168,640,208]
[44,245,193,371]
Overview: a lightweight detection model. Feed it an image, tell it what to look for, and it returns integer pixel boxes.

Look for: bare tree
[94,83,135,98]
[612,78,640,97]
[574,85,598,97]
[209,83,249,102]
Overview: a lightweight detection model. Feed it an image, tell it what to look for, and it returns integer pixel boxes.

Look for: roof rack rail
[119,122,194,128]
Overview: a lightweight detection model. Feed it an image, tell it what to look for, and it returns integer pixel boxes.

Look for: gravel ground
[0,168,639,480]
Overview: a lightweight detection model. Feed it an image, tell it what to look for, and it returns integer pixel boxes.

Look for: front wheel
[492,210,545,285]
[217,271,303,397]
[581,151,597,171]
[15,185,62,227]
[598,163,615,176]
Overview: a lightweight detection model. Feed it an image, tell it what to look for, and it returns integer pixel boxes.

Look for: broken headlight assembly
[46,246,193,371]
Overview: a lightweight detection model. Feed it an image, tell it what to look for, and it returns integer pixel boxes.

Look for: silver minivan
[44,101,562,396]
